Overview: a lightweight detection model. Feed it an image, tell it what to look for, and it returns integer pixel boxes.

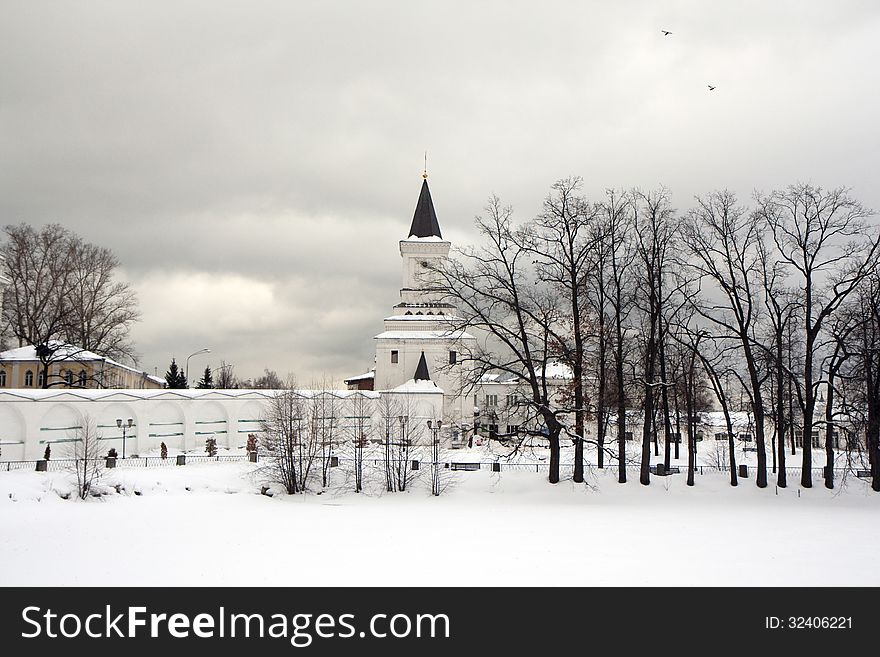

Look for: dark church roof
[408,179,443,238]
[413,351,431,381]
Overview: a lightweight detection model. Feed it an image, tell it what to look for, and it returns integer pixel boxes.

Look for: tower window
[449,351,457,365]
[391,350,399,364]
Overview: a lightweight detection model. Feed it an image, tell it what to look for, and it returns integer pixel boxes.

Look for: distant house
[344,369,376,391]
[0,342,164,389]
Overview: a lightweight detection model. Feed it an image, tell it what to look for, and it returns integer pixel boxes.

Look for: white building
[348,175,478,438]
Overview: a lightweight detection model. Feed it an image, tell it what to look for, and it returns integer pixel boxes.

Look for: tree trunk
[801,331,816,489]
[824,378,835,490]
[616,336,627,484]
[659,336,672,471]
[776,331,787,488]
[548,428,561,484]
[597,326,607,470]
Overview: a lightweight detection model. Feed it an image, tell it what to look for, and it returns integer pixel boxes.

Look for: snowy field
[1,455,877,587]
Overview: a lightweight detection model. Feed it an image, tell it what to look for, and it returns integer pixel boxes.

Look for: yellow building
[0,343,164,389]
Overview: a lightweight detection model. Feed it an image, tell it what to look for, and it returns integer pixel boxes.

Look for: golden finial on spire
[422,151,428,180]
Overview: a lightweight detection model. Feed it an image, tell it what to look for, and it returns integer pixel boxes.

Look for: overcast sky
[2,1,879,383]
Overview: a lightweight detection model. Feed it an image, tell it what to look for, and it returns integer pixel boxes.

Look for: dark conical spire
[408,178,443,238]
[413,351,431,381]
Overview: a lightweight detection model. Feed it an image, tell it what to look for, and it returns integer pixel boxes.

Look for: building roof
[408,179,443,238]
[343,370,375,384]
[374,330,475,341]
[0,342,164,386]
[414,351,431,381]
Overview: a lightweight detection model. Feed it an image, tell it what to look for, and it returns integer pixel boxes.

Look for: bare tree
[63,238,141,362]
[64,414,105,500]
[309,383,340,489]
[632,188,677,485]
[252,369,284,390]
[1,223,141,374]
[821,311,858,488]
[214,361,238,389]
[846,274,880,491]
[600,190,637,483]
[438,196,568,484]
[259,380,320,494]
[682,191,769,487]
[344,392,374,493]
[758,183,880,487]
[757,239,799,488]
[527,177,600,482]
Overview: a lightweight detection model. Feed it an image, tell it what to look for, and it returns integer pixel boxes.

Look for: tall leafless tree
[632,188,677,485]
[758,184,880,487]
[64,414,105,500]
[527,177,600,482]
[439,196,567,484]
[1,224,141,377]
[682,191,770,487]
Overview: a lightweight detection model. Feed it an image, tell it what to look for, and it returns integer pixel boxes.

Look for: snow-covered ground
[1,456,876,587]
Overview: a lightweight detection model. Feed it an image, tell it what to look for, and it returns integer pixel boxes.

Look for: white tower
[373,175,476,435]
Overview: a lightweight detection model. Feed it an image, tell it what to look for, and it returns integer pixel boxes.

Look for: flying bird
[708,85,716,91]
[661,29,672,36]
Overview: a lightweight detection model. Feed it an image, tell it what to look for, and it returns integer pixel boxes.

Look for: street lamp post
[116,417,133,459]
[185,348,211,387]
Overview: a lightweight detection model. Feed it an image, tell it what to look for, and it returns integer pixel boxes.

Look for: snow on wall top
[0,388,381,403]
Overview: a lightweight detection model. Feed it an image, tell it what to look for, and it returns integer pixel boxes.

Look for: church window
[0,370,6,387]
[38,370,46,387]
[449,350,457,365]
[78,370,87,387]
[64,370,73,386]
[25,370,34,386]
[391,350,399,364]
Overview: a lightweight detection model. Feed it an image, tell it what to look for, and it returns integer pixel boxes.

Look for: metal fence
[0,455,856,480]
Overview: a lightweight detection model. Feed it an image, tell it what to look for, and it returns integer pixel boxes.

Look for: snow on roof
[542,362,572,379]
[400,235,447,243]
[478,362,571,384]
[385,378,444,394]
[0,343,104,362]
[698,411,754,428]
[384,314,454,321]
[344,371,375,383]
[0,342,161,382]
[374,330,475,340]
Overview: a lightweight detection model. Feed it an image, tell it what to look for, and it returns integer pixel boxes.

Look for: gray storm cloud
[2,1,878,382]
